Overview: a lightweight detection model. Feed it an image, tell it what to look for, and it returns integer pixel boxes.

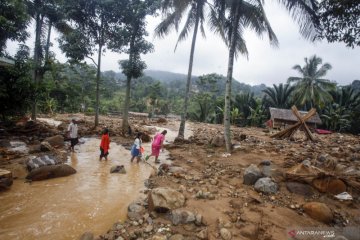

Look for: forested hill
[112,69,267,96]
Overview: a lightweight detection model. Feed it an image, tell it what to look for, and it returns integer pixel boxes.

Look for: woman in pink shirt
[145,130,167,163]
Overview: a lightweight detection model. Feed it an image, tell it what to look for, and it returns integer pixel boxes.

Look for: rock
[148,187,185,212]
[40,141,54,152]
[211,135,225,147]
[312,177,346,195]
[26,155,62,171]
[286,182,314,197]
[170,209,195,225]
[79,232,94,240]
[44,135,64,147]
[110,165,126,174]
[240,224,258,239]
[195,214,203,226]
[144,224,153,233]
[220,228,232,240]
[128,202,145,220]
[0,139,11,147]
[197,228,208,239]
[169,234,184,240]
[0,169,13,191]
[26,164,76,181]
[303,202,333,223]
[141,133,152,143]
[28,145,41,154]
[243,164,262,185]
[254,177,278,194]
[151,235,167,240]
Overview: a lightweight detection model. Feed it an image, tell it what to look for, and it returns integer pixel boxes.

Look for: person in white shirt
[130,132,143,163]
[67,119,78,152]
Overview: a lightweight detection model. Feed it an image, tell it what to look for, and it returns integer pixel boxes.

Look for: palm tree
[212,0,278,152]
[213,0,318,152]
[288,55,335,109]
[263,83,294,109]
[155,0,209,139]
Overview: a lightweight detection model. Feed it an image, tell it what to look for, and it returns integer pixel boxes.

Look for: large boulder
[243,164,262,185]
[148,187,185,212]
[44,135,64,147]
[211,135,225,147]
[312,177,346,195]
[26,155,62,171]
[254,177,278,194]
[26,164,76,181]
[0,169,13,191]
[303,202,333,223]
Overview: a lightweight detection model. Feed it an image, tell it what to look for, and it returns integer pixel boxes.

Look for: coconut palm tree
[263,83,294,109]
[155,0,210,139]
[288,55,335,109]
[212,0,318,152]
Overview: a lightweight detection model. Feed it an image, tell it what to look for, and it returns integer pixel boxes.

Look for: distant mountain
[144,70,267,97]
[105,69,267,97]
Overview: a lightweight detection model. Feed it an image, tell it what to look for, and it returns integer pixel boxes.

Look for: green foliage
[0,0,30,54]
[317,0,360,48]
[119,58,147,80]
[321,104,351,132]
[288,55,336,109]
[0,46,34,119]
[263,83,294,109]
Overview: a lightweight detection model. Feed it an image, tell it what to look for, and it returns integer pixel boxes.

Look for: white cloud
[6,2,360,86]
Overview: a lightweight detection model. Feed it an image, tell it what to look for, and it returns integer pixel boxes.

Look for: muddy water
[0,139,154,240]
[0,124,191,240]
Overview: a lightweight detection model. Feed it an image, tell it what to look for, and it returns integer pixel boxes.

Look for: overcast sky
[7,1,360,86]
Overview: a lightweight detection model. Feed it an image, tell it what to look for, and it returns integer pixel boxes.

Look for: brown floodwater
[0,137,162,240]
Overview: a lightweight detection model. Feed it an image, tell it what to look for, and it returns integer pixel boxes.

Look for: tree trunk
[44,21,52,66]
[31,13,44,120]
[224,6,240,153]
[95,43,102,127]
[122,76,131,133]
[177,4,201,139]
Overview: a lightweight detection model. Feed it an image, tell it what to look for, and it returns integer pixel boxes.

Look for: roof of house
[0,57,15,67]
[269,107,322,124]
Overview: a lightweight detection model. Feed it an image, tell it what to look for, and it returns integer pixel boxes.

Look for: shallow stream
[0,124,190,240]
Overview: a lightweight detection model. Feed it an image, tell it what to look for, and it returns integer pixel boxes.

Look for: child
[130,132,143,163]
[99,128,110,161]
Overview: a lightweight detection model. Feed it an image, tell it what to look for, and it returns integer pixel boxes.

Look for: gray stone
[243,164,262,185]
[170,209,195,225]
[254,177,278,194]
[110,165,126,174]
[148,187,185,212]
[286,182,314,197]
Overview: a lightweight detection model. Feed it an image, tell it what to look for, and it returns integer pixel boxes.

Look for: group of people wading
[67,119,167,164]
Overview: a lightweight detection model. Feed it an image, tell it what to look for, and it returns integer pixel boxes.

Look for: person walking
[130,132,143,163]
[145,130,167,163]
[67,118,78,152]
[99,128,110,161]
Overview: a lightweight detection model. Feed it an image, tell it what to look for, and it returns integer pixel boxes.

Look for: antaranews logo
[288,229,296,238]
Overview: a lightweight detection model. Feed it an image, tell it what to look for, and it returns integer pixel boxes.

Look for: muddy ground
[1,114,360,240]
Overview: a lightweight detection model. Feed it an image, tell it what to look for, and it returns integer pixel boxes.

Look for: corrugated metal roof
[270,107,322,124]
[0,57,15,66]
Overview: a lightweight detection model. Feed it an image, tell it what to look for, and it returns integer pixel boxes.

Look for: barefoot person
[130,132,143,163]
[99,128,110,161]
[146,130,167,163]
[67,118,78,152]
